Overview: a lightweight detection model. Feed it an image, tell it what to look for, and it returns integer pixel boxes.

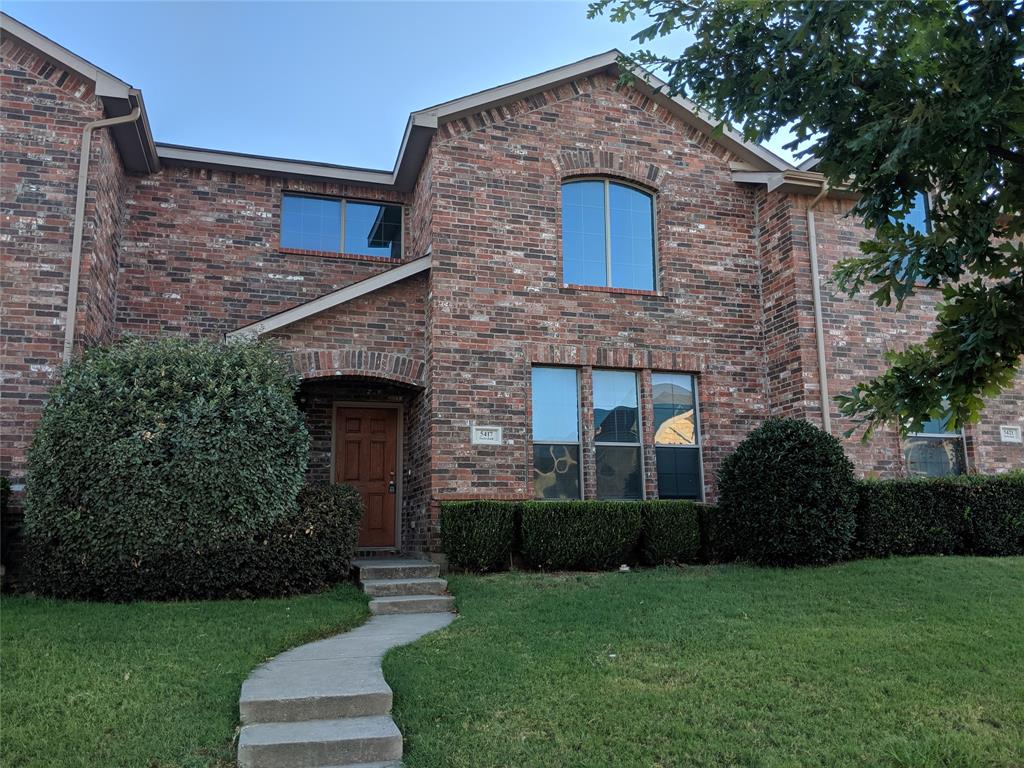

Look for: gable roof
[157,49,792,190]
[227,254,432,340]
[0,12,159,173]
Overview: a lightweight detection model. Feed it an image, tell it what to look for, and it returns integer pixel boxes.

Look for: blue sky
[7,1,798,168]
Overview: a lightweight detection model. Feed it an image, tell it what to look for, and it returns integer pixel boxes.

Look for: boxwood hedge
[639,500,701,565]
[23,337,311,600]
[439,500,517,572]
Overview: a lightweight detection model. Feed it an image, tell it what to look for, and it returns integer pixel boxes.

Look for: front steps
[236,559,454,768]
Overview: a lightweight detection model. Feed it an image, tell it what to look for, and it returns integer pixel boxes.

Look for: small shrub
[854,473,1024,558]
[520,501,641,570]
[24,337,309,600]
[716,418,857,566]
[440,500,517,572]
[639,500,701,565]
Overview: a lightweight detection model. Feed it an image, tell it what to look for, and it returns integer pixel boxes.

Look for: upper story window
[903,191,931,234]
[281,194,403,259]
[904,411,966,477]
[561,179,655,291]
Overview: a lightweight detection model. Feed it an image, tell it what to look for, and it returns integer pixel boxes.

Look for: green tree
[590,0,1024,436]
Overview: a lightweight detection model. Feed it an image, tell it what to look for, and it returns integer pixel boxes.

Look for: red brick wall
[0,35,126,489]
[812,197,1024,475]
[424,73,771,507]
[116,169,415,338]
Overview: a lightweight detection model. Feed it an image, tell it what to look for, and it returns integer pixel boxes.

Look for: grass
[385,557,1024,768]
[1,585,368,768]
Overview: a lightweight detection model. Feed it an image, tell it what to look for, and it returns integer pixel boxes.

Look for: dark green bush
[440,500,517,572]
[520,501,641,570]
[716,418,858,566]
[639,500,701,565]
[855,473,1024,558]
[24,337,310,600]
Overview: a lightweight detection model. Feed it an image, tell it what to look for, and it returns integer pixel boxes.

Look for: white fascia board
[227,255,431,340]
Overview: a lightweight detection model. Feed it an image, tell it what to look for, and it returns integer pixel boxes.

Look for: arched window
[561,179,656,291]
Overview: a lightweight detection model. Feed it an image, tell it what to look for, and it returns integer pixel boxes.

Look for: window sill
[279,247,401,264]
[562,283,663,297]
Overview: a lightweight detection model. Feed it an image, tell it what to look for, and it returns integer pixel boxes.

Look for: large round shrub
[24,337,309,600]
[716,418,857,566]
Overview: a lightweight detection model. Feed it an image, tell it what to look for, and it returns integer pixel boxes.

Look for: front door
[335,406,399,548]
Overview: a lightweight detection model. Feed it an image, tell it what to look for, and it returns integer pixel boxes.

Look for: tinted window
[533,444,581,500]
[531,368,579,443]
[595,445,643,500]
[345,201,402,259]
[652,374,697,446]
[562,180,655,290]
[281,195,341,252]
[593,370,639,444]
[562,180,608,286]
[609,183,656,290]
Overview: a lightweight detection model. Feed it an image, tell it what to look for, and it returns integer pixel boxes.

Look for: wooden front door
[335,406,399,548]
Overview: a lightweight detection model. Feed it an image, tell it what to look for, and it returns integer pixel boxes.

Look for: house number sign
[471,425,503,445]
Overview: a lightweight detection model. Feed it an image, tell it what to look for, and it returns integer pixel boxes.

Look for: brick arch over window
[287,349,425,388]
[554,150,663,191]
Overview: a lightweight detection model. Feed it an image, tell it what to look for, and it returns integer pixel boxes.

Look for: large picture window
[562,179,655,291]
[531,367,581,499]
[281,194,402,258]
[593,370,643,499]
[904,413,966,477]
[652,373,703,500]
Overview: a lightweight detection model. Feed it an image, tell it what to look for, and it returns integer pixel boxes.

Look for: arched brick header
[554,150,663,191]
[287,349,425,388]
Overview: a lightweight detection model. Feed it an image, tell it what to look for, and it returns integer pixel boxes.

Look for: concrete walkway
[237,559,455,768]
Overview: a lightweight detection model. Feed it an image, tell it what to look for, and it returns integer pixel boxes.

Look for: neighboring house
[2,14,1022,562]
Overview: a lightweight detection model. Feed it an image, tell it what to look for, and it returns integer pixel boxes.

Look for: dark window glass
[596,445,643,500]
[652,373,702,500]
[531,367,581,500]
[345,201,402,258]
[593,370,639,444]
[655,447,702,500]
[609,183,655,290]
[562,180,655,290]
[533,444,582,499]
[904,409,965,477]
[532,368,579,443]
[905,436,966,477]
[281,195,341,252]
[652,374,697,446]
[562,180,608,286]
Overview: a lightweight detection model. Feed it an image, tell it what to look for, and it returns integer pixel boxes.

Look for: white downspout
[62,107,142,363]
[807,182,831,433]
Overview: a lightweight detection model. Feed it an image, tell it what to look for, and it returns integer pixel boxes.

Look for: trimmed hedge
[716,418,858,566]
[639,500,701,565]
[520,501,642,570]
[856,473,1024,558]
[24,337,310,600]
[440,499,706,572]
[439,500,516,572]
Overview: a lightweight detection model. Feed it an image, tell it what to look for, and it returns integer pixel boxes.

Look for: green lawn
[1,585,368,768]
[386,557,1024,768]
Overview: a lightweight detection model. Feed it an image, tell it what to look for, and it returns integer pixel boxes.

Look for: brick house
[2,14,1021,562]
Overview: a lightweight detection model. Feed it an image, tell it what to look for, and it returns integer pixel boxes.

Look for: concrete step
[355,558,440,581]
[361,577,447,597]
[237,715,401,768]
[240,663,392,724]
[369,595,455,615]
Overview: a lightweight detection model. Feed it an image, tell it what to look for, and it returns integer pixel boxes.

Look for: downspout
[63,107,142,363]
[807,182,831,433]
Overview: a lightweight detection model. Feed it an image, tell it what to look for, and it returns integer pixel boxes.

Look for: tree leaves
[592,0,1024,435]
